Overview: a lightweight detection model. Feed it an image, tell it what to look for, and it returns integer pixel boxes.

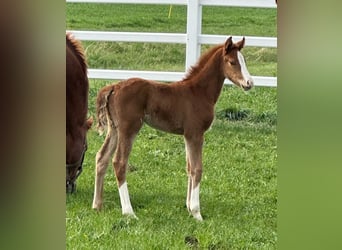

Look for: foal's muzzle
[243,79,254,91]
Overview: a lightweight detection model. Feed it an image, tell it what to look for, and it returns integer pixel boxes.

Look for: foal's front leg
[185,134,204,221]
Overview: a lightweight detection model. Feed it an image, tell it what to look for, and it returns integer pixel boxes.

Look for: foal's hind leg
[184,134,204,221]
[92,126,117,210]
[113,128,141,218]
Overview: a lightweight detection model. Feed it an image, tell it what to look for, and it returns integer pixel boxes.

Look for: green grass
[66,4,276,36]
[67,3,277,249]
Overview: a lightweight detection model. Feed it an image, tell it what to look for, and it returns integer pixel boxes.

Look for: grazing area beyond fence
[66,2,277,249]
[67,0,277,87]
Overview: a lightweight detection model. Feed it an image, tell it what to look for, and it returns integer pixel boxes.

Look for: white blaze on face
[237,51,252,83]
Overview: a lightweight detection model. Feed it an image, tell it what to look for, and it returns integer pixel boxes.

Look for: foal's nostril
[247,79,254,87]
[243,79,253,91]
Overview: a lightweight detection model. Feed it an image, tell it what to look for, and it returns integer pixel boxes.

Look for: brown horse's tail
[96,85,115,135]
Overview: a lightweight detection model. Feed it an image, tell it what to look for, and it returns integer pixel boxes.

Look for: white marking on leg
[118,181,136,218]
[237,51,253,84]
[190,183,203,221]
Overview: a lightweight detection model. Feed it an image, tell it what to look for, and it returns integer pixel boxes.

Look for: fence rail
[67,31,277,48]
[66,0,277,87]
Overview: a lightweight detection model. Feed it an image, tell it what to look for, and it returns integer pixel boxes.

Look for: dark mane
[66,33,87,74]
[183,44,223,81]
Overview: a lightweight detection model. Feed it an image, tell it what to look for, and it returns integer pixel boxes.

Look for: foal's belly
[143,113,184,135]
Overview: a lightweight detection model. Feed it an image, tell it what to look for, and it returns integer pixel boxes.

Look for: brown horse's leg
[184,134,204,221]
[113,129,140,218]
[92,126,117,210]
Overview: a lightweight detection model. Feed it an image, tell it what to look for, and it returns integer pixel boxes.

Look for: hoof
[123,212,138,220]
[92,203,103,211]
[191,211,203,221]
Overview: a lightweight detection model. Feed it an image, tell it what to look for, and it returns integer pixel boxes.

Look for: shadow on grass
[216,107,277,126]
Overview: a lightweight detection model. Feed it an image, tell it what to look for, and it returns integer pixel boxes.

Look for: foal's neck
[187,47,226,104]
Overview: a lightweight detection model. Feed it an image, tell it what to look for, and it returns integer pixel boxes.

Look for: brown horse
[66,33,92,193]
[92,37,253,220]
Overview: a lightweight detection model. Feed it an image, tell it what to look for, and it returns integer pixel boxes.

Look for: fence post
[185,0,202,71]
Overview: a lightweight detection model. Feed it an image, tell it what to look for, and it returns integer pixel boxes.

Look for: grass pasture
[67,3,277,249]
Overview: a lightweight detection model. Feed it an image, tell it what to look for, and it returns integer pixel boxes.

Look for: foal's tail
[96,85,115,135]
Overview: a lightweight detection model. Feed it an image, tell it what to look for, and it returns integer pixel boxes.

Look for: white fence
[66,0,277,87]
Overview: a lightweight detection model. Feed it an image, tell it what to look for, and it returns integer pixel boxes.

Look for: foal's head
[222,37,254,91]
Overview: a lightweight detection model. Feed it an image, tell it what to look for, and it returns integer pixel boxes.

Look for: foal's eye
[229,61,237,66]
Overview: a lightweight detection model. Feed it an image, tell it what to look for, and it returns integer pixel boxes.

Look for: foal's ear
[224,36,233,54]
[236,37,245,51]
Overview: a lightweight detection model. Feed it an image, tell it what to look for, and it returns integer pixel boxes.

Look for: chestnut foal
[92,37,253,220]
